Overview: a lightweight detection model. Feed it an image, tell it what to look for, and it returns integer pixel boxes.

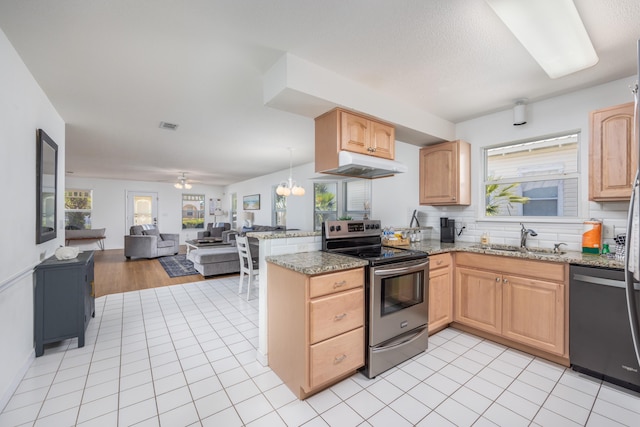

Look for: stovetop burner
[337,245,427,265]
[322,219,428,265]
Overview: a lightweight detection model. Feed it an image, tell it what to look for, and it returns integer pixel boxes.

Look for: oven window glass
[380,271,424,316]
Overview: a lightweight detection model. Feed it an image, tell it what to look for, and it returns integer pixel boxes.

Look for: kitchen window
[483,133,579,218]
[313,179,372,230]
[343,179,371,219]
[65,189,92,229]
[314,182,338,231]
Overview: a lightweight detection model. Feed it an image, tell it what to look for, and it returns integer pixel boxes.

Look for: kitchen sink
[472,244,566,256]
[527,248,566,256]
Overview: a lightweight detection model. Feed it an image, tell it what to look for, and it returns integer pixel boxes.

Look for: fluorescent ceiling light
[486,0,598,79]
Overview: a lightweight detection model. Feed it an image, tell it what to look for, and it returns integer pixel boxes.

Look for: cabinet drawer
[309,288,364,344]
[456,253,565,282]
[309,268,364,298]
[309,327,364,389]
[429,253,451,270]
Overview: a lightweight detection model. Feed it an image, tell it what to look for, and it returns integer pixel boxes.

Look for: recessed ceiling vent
[159,121,178,130]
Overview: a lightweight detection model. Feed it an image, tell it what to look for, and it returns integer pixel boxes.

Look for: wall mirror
[36,129,58,243]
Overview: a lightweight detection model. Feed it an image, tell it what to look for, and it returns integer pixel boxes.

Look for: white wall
[65,176,225,249]
[0,27,65,409]
[371,141,422,227]
[225,162,317,230]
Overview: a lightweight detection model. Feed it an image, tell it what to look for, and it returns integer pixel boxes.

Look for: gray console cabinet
[34,251,95,356]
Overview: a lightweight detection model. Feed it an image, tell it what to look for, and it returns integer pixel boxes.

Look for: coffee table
[185,238,230,255]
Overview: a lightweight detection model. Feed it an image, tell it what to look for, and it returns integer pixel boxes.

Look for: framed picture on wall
[243,194,260,210]
[209,198,221,215]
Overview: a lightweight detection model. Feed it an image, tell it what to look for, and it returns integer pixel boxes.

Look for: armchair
[125,225,179,259]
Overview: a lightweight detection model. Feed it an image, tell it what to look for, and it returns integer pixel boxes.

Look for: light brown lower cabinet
[502,274,565,355]
[267,264,365,399]
[455,266,502,335]
[428,253,453,334]
[454,253,567,357]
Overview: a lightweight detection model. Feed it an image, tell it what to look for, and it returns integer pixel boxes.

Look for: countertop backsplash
[401,199,629,255]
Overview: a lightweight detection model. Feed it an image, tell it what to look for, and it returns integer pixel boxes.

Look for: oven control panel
[324,220,381,238]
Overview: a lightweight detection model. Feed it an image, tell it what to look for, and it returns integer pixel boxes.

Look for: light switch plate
[603,224,614,239]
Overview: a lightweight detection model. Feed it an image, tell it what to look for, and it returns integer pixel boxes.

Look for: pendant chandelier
[174,172,192,189]
[276,148,305,197]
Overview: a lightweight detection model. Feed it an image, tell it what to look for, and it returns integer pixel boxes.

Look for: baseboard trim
[0,349,35,412]
[256,349,268,367]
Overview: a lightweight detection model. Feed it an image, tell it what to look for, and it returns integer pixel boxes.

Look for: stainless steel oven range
[322,219,429,378]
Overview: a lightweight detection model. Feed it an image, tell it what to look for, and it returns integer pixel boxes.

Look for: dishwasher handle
[573,273,640,291]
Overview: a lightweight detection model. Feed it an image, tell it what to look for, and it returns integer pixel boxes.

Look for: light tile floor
[2,276,640,426]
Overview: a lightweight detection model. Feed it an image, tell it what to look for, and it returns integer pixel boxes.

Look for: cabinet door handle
[496,277,501,282]
[334,313,347,321]
[333,280,347,288]
[436,260,443,265]
[503,278,508,284]
[334,354,347,364]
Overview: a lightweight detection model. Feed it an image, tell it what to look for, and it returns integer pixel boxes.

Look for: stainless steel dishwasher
[570,264,640,391]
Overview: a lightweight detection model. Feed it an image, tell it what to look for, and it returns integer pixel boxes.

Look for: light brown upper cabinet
[315,108,395,173]
[419,140,471,205]
[589,102,636,201]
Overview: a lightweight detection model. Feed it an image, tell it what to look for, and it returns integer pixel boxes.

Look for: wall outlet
[603,224,614,239]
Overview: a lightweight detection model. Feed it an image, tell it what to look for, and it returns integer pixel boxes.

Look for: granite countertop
[266,252,368,275]
[407,240,624,270]
[246,230,321,240]
[266,238,624,275]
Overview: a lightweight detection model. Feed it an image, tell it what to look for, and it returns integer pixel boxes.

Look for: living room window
[230,193,237,229]
[182,194,205,229]
[483,133,579,218]
[64,189,92,229]
[272,186,287,227]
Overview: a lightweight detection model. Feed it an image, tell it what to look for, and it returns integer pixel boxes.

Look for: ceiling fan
[174,172,193,189]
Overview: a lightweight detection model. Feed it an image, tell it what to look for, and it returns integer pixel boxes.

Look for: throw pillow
[142,228,160,237]
[209,226,225,238]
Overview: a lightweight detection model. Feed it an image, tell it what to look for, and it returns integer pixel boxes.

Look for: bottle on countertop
[480,232,490,248]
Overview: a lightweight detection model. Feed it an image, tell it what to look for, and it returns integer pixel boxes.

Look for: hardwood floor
[93,246,238,298]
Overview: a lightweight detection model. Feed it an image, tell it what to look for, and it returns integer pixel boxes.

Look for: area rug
[158,254,199,277]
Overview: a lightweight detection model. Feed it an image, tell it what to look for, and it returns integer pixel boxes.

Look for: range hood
[320,151,408,179]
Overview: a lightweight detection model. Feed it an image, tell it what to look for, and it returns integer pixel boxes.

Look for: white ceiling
[1,0,639,186]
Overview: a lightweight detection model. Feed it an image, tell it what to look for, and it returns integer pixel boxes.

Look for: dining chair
[236,235,259,300]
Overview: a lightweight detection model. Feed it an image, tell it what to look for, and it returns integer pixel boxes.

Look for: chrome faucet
[520,223,537,249]
[553,242,567,253]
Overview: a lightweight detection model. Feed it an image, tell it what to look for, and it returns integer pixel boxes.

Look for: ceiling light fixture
[174,172,192,189]
[276,148,305,197]
[513,99,527,126]
[485,0,598,79]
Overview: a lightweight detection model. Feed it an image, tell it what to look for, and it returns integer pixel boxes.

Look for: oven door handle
[373,260,429,277]
[371,326,428,353]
